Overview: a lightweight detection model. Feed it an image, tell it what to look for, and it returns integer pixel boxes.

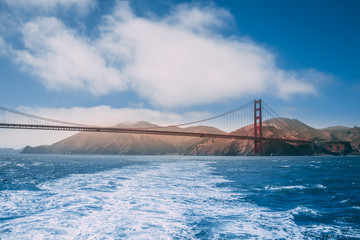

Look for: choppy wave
[289,206,319,216]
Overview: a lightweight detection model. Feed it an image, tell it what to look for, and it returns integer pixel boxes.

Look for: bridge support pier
[254,100,263,155]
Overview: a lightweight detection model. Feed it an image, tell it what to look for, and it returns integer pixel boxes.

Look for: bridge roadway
[0,123,311,144]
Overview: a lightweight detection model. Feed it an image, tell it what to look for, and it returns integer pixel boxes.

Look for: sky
[0,0,359,148]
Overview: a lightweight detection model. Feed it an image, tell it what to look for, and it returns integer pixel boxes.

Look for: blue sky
[0,0,359,148]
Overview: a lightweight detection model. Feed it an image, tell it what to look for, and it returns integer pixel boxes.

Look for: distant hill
[0,148,21,154]
[22,121,217,155]
[189,118,324,156]
[321,125,360,149]
[21,119,360,155]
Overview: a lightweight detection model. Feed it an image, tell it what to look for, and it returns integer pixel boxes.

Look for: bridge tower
[254,99,263,155]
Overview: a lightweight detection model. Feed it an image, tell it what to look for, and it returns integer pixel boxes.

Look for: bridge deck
[0,123,311,144]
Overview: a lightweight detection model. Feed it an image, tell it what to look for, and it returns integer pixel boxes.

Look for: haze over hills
[22,118,360,156]
[0,148,21,154]
[321,126,360,149]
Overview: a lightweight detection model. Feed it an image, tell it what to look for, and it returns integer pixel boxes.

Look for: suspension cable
[0,106,91,127]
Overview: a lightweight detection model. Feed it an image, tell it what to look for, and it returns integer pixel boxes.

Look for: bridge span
[0,100,313,155]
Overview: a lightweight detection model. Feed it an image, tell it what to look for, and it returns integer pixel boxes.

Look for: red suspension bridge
[0,100,312,155]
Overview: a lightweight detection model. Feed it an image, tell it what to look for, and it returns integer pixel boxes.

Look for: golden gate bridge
[0,100,312,155]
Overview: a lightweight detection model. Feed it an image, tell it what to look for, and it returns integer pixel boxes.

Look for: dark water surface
[1,154,359,239]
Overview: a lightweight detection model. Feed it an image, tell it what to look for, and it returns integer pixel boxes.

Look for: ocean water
[0,154,359,239]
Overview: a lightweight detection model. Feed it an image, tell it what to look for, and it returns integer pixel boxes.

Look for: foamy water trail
[1,160,307,239]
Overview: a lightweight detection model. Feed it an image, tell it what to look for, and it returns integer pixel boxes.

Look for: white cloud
[272,71,317,99]
[97,2,318,107]
[15,17,126,94]
[11,2,320,109]
[4,0,94,12]
[164,3,234,34]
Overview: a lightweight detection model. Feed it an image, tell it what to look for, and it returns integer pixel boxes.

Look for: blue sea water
[0,154,359,239]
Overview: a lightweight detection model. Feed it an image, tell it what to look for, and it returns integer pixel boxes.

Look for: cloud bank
[7,1,317,108]
[17,105,201,127]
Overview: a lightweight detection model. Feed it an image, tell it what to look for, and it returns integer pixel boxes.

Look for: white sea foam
[265,185,307,191]
[265,184,326,191]
[15,163,26,168]
[0,160,310,239]
[0,190,50,219]
[289,206,319,216]
[281,165,290,168]
[314,184,326,189]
